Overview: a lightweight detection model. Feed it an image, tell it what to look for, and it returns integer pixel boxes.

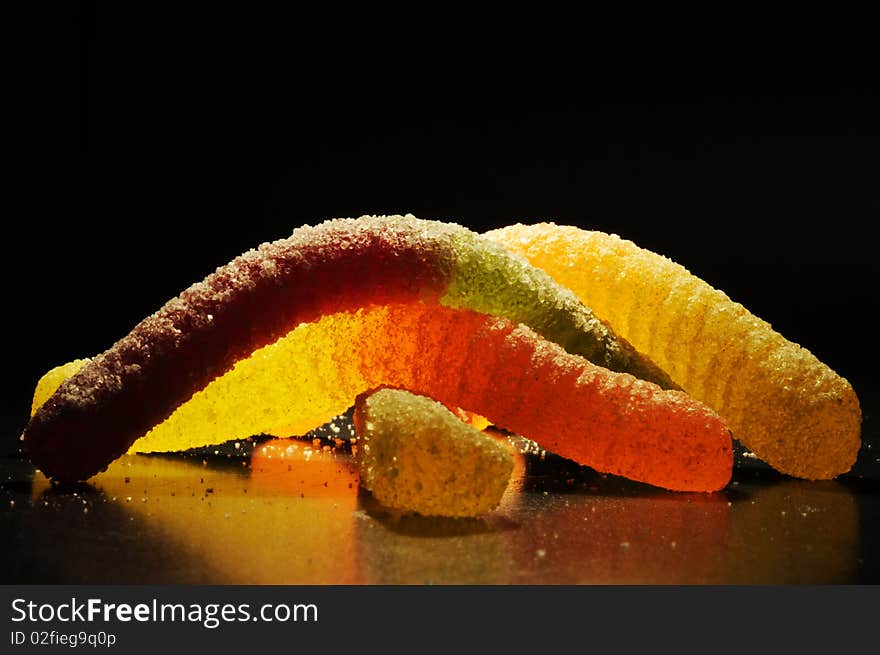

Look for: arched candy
[28,303,732,492]
[24,215,675,483]
[485,223,861,480]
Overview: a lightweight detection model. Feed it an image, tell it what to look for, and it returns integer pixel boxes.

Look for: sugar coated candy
[29,302,732,492]
[354,388,514,517]
[485,223,861,479]
[24,215,677,483]
[30,359,91,417]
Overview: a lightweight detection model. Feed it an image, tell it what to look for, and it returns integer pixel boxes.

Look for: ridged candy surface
[486,223,861,479]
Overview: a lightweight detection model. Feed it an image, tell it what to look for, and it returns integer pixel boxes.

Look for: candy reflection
[720,476,858,584]
[500,456,857,583]
[354,503,517,585]
[34,439,362,584]
[501,451,731,584]
[22,439,860,584]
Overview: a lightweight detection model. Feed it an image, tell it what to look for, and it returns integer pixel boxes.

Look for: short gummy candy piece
[486,223,861,480]
[24,215,673,483]
[29,303,732,492]
[354,388,514,517]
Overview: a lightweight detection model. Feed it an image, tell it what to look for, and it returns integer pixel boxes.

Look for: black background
[4,4,878,457]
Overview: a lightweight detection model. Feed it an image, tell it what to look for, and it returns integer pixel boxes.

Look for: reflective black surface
[3,421,878,585]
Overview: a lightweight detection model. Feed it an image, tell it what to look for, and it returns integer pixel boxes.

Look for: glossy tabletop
[3,413,878,585]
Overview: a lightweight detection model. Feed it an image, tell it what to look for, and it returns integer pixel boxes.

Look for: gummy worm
[486,223,861,479]
[24,215,680,484]
[35,303,733,491]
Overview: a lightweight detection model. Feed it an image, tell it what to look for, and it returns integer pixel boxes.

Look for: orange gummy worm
[352,305,732,492]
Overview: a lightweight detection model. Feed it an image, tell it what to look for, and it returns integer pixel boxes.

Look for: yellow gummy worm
[485,223,861,480]
[28,310,504,456]
[30,313,384,454]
